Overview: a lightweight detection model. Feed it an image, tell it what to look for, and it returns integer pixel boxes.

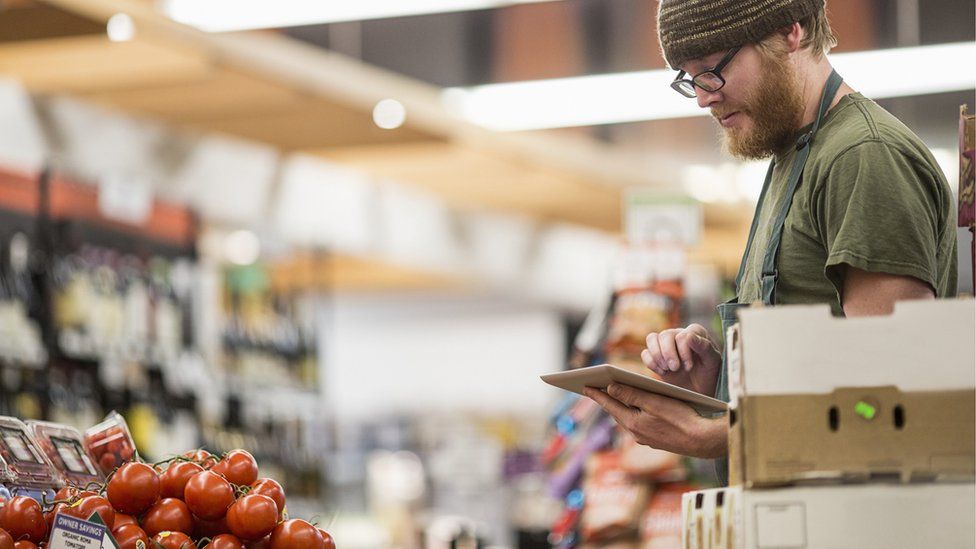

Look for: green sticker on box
[855,400,877,420]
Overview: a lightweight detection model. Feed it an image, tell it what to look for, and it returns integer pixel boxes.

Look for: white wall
[319,294,566,419]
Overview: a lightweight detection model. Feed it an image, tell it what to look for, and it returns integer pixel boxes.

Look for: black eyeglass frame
[670,47,742,98]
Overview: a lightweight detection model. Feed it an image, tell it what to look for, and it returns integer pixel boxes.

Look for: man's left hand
[583,383,728,459]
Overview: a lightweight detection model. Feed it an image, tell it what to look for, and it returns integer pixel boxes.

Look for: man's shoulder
[809,93,937,176]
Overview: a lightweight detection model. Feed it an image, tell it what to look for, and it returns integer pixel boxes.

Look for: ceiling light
[106,13,135,42]
[373,99,407,130]
[163,0,565,32]
[444,42,976,131]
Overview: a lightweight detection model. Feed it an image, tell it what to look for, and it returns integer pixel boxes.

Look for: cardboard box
[725,299,976,487]
[681,483,976,549]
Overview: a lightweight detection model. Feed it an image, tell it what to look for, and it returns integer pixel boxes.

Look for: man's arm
[841,266,934,317]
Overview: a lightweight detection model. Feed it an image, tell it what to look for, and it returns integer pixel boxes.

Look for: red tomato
[107,462,160,515]
[184,471,234,520]
[317,528,336,549]
[153,531,197,549]
[268,520,325,549]
[112,523,150,549]
[44,502,67,532]
[193,516,229,539]
[99,453,118,473]
[160,461,205,499]
[209,534,245,549]
[225,495,277,541]
[248,479,285,517]
[244,536,271,549]
[54,487,79,502]
[182,450,219,469]
[114,514,138,529]
[0,497,47,543]
[211,450,259,487]
[12,541,35,549]
[66,495,116,530]
[141,498,193,537]
[0,528,12,549]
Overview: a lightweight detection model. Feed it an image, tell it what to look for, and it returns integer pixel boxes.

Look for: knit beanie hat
[657,0,825,69]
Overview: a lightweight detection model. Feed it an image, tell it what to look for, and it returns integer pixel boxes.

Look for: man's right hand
[642,324,722,397]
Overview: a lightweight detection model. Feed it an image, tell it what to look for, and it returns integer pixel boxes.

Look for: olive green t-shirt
[737,93,958,314]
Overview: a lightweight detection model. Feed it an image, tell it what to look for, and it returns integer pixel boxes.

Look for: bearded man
[584,0,958,483]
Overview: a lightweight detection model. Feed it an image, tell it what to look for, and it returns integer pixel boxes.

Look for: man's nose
[696,88,722,109]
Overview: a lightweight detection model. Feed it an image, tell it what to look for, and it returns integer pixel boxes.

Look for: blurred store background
[0,0,973,547]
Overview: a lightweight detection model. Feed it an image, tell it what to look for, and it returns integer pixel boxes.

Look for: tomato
[153,531,197,549]
[66,495,116,530]
[317,528,336,549]
[160,461,205,499]
[184,471,234,520]
[193,516,229,539]
[0,497,47,543]
[211,450,258,487]
[12,541,35,549]
[114,514,138,529]
[225,495,277,541]
[209,534,245,549]
[44,502,66,532]
[244,536,271,549]
[268,520,325,549]
[112,523,150,549]
[0,528,12,549]
[248,479,285,517]
[141,498,193,537]
[107,462,160,515]
[182,450,219,469]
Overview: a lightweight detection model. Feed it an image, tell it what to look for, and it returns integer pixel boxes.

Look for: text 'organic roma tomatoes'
[107,462,160,515]
[184,470,234,520]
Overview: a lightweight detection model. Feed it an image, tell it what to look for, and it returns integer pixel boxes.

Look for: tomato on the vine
[12,541,36,549]
[211,450,259,487]
[0,496,47,543]
[183,471,234,520]
[182,450,219,469]
[0,528,12,549]
[153,530,197,549]
[66,495,116,530]
[209,534,245,549]
[160,461,204,499]
[268,519,325,549]
[249,479,285,517]
[317,528,336,549]
[112,523,150,549]
[141,498,193,537]
[114,513,137,529]
[226,494,277,541]
[107,462,160,515]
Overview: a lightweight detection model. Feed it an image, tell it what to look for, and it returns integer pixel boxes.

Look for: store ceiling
[1,0,971,295]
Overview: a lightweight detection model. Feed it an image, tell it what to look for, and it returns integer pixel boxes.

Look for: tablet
[540,364,728,414]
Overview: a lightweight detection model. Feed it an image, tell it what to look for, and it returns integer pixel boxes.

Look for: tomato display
[107,462,160,515]
[248,479,285,518]
[160,461,205,499]
[184,471,235,520]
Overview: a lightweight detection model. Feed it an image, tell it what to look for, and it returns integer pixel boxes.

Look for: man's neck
[796,57,855,128]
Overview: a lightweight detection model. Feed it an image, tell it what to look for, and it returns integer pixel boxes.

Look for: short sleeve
[814,140,943,299]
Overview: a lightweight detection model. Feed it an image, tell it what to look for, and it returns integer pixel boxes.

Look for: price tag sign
[48,513,115,549]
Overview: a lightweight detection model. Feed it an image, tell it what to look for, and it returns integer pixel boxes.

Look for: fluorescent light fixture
[163,0,564,32]
[444,42,976,131]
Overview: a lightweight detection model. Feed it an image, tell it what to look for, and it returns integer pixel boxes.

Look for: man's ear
[780,22,804,53]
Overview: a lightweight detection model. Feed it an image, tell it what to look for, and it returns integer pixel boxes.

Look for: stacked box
[683,299,976,548]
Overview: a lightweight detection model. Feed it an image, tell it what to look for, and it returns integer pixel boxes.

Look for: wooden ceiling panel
[0,35,211,93]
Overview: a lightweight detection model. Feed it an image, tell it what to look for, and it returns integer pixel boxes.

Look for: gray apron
[713,70,844,484]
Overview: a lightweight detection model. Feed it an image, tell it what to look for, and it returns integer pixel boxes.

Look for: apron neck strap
[735,69,845,299]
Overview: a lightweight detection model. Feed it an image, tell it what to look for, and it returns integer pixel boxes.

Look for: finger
[657,330,682,372]
[609,384,694,416]
[583,387,638,426]
[640,349,659,375]
[645,333,667,375]
[675,330,697,371]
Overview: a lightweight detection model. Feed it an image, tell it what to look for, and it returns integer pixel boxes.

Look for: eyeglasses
[670,47,741,98]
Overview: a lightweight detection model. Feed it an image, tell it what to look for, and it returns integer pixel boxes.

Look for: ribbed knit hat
[657,0,825,69]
